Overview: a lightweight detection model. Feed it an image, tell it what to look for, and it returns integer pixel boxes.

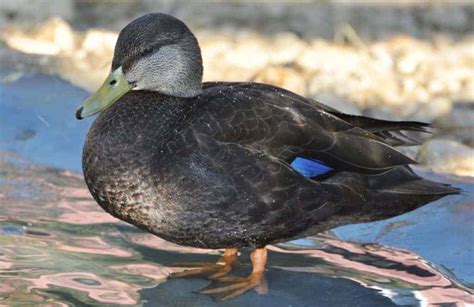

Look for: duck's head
[76,13,203,119]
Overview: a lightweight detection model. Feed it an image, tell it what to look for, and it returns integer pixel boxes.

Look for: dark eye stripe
[116,38,178,71]
[140,39,176,57]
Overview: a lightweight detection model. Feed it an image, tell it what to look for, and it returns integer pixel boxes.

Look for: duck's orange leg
[170,248,238,279]
[199,247,268,301]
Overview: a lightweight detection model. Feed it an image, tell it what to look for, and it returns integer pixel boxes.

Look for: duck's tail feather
[376,176,461,196]
[323,166,460,225]
[364,179,460,221]
[329,112,432,146]
[375,130,421,146]
[366,165,460,194]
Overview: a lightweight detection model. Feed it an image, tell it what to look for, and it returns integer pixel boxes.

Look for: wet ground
[0,71,473,306]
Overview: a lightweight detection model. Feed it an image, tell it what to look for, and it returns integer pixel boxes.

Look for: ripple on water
[0,154,473,305]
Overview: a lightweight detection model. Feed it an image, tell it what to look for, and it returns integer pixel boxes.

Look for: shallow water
[0,71,473,305]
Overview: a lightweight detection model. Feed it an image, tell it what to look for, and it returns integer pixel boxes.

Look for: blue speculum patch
[290,157,333,177]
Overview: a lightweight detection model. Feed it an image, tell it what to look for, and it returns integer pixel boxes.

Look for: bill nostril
[75,106,84,120]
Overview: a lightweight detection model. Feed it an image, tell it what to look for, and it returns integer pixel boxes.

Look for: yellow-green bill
[75,67,133,119]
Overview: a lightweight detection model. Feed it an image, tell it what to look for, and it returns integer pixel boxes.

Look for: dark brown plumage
[83,82,458,249]
[77,13,459,300]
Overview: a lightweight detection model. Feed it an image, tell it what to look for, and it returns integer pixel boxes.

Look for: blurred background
[0,1,473,306]
[1,0,473,175]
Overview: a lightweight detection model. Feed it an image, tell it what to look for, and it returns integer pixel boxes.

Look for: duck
[75,13,459,300]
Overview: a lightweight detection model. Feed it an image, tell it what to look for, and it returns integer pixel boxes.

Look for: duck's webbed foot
[169,248,238,279]
[199,247,268,301]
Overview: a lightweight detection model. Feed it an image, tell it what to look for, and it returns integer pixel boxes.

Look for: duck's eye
[109,79,117,86]
[142,47,154,56]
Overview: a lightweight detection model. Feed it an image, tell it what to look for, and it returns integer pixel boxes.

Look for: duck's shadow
[135,234,472,306]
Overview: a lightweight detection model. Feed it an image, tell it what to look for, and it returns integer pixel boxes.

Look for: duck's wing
[166,131,347,246]
[175,82,457,243]
[196,82,426,174]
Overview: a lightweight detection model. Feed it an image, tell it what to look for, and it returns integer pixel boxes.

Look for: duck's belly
[83,157,310,249]
[87,181,280,248]
[82,137,277,248]
[83,162,254,249]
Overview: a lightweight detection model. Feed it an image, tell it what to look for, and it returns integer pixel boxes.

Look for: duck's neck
[86,91,191,153]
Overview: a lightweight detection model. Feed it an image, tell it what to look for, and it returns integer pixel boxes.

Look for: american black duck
[75,13,459,300]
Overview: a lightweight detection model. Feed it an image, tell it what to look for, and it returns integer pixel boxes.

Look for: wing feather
[196,82,425,173]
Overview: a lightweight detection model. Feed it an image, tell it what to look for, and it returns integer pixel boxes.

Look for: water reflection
[0,154,472,305]
[272,236,472,305]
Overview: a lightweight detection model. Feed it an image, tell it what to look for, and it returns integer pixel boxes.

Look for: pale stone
[36,17,75,53]
[1,17,75,55]
[418,139,474,177]
[253,66,307,96]
[3,35,61,55]
[268,32,307,65]
[81,30,117,54]
[408,97,453,122]
[435,102,474,130]
[312,93,362,115]
[1,17,474,126]
[226,37,270,70]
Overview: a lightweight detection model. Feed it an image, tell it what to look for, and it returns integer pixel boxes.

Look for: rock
[403,98,453,122]
[303,40,401,109]
[253,66,307,96]
[36,17,76,53]
[397,146,419,161]
[2,31,62,56]
[268,32,307,65]
[2,0,474,39]
[1,17,75,55]
[417,139,474,177]
[1,17,473,121]
[363,106,404,121]
[80,30,117,55]
[201,33,270,82]
[436,130,474,148]
[297,40,356,74]
[228,34,270,71]
[312,93,362,115]
[433,102,474,147]
[0,0,73,26]
[52,29,117,92]
[434,101,474,130]
[199,34,234,81]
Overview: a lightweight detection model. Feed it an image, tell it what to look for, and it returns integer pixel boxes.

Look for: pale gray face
[112,13,203,98]
[75,13,204,119]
